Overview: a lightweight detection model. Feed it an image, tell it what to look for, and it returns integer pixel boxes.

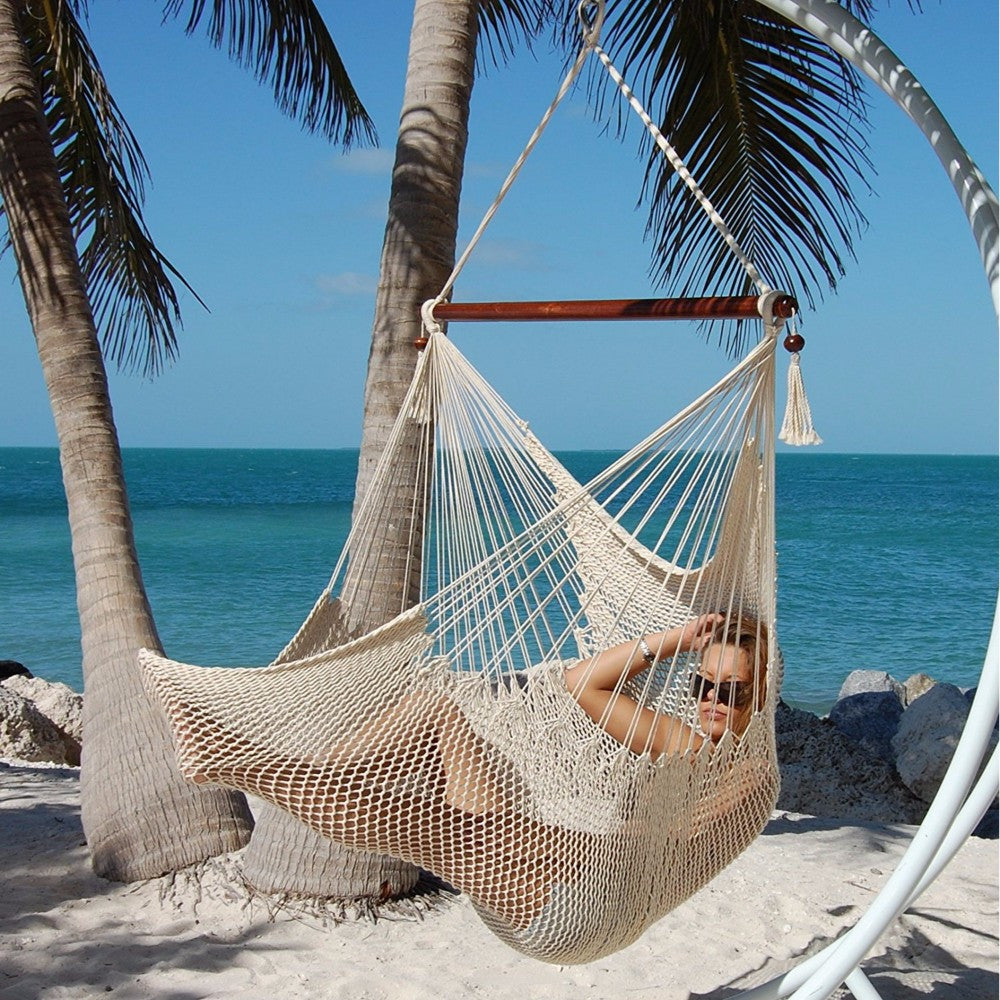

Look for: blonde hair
[711,614,769,712]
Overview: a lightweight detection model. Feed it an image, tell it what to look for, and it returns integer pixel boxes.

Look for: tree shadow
[761,810,916,853]
[1,799,459,1000]
[0,764,115,914]
[1,912,306,1000]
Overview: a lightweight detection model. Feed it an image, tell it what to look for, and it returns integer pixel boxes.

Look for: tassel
[779,350,823,446]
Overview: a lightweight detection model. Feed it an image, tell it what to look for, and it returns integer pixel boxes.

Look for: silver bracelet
[639,637,656,664]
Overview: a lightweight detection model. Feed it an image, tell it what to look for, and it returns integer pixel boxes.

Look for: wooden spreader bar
[431,294,797,324]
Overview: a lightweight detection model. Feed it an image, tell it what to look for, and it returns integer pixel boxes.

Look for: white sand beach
[1,760,996,1000]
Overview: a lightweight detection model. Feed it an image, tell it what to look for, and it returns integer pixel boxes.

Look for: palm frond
[19,0,192,376]
[554,0,881,354]
[163,0,376,147]
[476,0,548,71]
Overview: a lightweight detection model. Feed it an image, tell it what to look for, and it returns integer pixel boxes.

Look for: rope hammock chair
[141,1,823,965]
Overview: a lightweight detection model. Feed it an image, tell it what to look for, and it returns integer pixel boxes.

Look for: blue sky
[2,1,997,453]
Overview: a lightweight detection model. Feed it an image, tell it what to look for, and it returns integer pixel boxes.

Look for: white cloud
[466,239,545,270]
[464,159,509,180]
[315,272,377,295]
[331,148,395,174]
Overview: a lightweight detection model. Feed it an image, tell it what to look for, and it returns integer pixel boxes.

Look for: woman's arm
[563,614,722,759]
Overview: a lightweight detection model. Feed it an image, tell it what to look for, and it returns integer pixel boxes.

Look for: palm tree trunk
[241,0,479,898]
[0,0,253,881]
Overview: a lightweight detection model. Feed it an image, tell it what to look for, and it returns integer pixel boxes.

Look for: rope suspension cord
[423,0,775,339]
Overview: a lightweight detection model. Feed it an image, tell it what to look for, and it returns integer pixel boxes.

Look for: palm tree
[240,0,552,902]
[0,0,373,882]
[355,0,881,499]
[352,0,879,587]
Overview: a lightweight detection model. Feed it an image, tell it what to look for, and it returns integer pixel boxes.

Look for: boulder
[776,700,925,825]
[828,690,904,762]
[0,686,73,764]
[975,808,999,839]
[1,675,82,765]
[892,682,998,804]
[902,672,937,706]
[962,684,995,710]
[0,659,31,681]
[837,669,905,701]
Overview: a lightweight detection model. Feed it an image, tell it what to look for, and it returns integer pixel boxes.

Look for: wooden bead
[783,332,805,353]
[774,295,798,319]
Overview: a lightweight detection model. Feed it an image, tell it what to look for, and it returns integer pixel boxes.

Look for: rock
[776,700,925,825]
[962,685,996,714]
[0,660,31,681]
[902,672,936,706]
[0,686,73,764]
[837,669,904,701]
[828,690,904,762]
[1,675,82,765]
[974,808,999,839]
[892,683,998,804]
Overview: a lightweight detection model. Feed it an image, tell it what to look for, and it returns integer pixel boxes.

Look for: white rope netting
[142,305,784,963]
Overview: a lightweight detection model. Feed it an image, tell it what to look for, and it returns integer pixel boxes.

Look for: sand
[1,760,996,1000]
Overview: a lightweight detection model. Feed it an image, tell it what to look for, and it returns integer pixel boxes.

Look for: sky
[1,1,997,454]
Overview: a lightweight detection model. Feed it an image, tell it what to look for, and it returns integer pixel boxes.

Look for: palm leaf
[8,0,377,377]
[19,0,190,375]
[163,0,376,146]
[477,0,548,70]
[556,0,883,354]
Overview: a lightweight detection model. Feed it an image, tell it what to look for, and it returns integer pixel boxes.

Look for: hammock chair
[140,0,821,965]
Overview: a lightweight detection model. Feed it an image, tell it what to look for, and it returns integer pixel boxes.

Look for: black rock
[775,700,926,825]
[0,660,31,681]
[829,690,904,762]
[973,808,999,840]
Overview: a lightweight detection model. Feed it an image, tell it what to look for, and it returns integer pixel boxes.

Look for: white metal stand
[731,2,1000,998]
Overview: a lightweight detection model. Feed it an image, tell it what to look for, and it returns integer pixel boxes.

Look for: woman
[566,611,768,754]
[462,611,772,956]
[153,612,772,954]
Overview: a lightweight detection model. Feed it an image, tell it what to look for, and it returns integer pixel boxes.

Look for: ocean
[1,448,996,714]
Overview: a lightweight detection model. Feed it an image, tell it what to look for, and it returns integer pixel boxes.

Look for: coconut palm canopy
[6,0,909,375]
[555,0,900,350]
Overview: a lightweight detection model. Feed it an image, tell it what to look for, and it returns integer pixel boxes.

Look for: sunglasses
[689,672,754,709]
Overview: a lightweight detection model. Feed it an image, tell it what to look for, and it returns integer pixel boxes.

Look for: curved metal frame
[730,3,999,999]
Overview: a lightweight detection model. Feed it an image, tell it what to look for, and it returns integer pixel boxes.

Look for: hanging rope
[425,0,769,332]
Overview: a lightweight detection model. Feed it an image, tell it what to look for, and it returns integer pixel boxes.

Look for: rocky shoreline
[0,660,82,767]
[1,658,996,836]
[776,670,997,835]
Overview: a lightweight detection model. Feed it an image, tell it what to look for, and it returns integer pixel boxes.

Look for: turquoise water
[1,448,996,713]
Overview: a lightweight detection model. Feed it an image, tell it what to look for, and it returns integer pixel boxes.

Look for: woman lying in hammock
[566,611,767,755]
[430,611,767,811]
[149,611,771,950]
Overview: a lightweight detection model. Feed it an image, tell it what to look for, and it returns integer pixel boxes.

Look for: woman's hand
[668,613,725,655]
[565,613,725,759]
